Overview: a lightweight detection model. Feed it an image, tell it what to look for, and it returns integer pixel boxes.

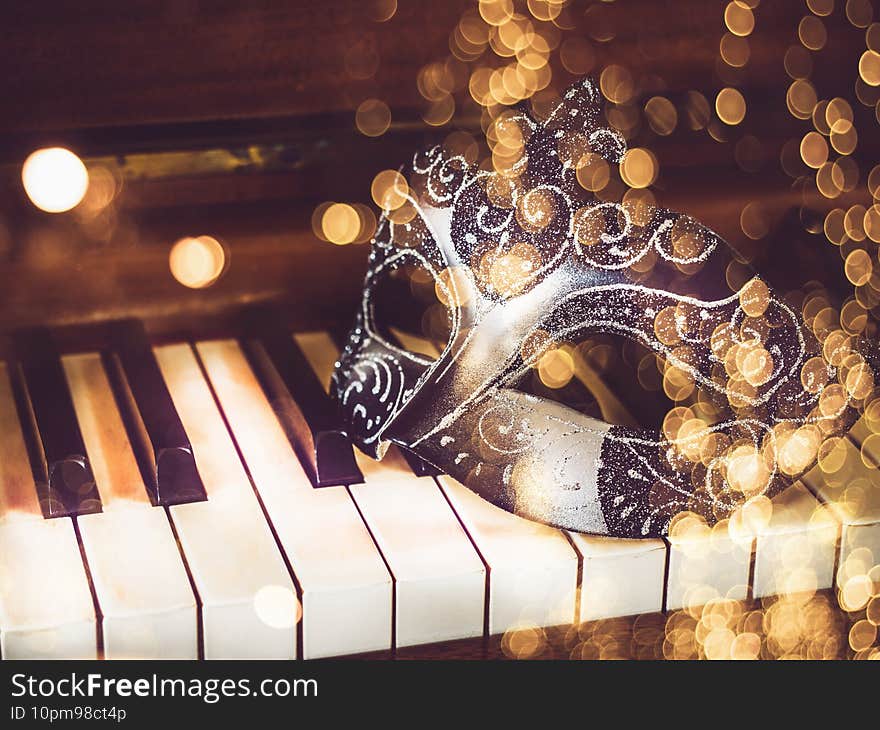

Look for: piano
[1,1,878,660]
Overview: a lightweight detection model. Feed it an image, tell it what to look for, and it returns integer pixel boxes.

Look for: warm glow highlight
[169,235,227,289]
[21,147,89,213]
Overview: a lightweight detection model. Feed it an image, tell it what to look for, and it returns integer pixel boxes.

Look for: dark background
[0,0,874,338]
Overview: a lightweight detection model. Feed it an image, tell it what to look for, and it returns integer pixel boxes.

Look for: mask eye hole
[513,334,678,429]
[369,263,450,360]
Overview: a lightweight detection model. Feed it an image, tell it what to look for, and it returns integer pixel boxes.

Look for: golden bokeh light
[479,242,541,298]
[845,249,873,286]
[355,98,392,137]
[371,169,409,211]
[720,32,751,67]
[826,96,854,126]
[865,204,880,242]
[845,204,867,241]
[479,0,514,27]
[351,203,378,244]
[538,347,575,388]
[800,131,829,168]
[816,163,841,199]
[644,96,678,136]
[868,22,880,51]
[168,235,227,289]
[798,15,828,50]
[724,2,755,37]
[422,95,455,126]
[869,165,880,197]
[860,50,880,85]
[321,203,362,245]
[516,187,556,232]
[619,148,658,189]
[435,265,474,309]
[849,620,877,652]
[787,79,817,119]
[833,158,859,194]
[741,346,774,387]
[830,118,858,155]
[684,90,711,130]
[527,0,564,23]
[599,64,634,104]
[501,625,546,659]
[802,357,831,393]
[739,277,770,317]
[21,147,89,213]
[716,87,746,125]
[841,299,868,333]
[846,0,873,28]
[576,153,610,192]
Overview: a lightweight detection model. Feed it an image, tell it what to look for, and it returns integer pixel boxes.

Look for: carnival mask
[332,78,876,539]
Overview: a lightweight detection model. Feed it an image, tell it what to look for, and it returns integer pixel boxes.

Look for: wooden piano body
[0,1,878,660]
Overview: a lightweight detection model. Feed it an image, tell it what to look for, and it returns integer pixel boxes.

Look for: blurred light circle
[620,148,658,188]
[716,87,747,125]
[644,96,678,136]
[321,203,361,245]
[253,585,301,630]
[355,99,392,137]
[21,147,89,213]
[724,1,755,37]
[861,50,880,86]
[169,235,227,289]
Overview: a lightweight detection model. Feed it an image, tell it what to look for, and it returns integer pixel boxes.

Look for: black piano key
[13,329,102,518]
[104,319,206,506]
[241,308,363,488]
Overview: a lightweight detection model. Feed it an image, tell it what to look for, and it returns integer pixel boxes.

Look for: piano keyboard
[0,324,878,660]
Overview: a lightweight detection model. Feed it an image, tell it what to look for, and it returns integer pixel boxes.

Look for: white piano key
[350,423,487,646]
[194,339,392,659]
[62,353,198,659]
[665,524,752,611]
[437,475,578,633]
[800,435,880,580]
[297,331,576,634]
[349,463,485,647]
[294,332,485,647]
[568,534,666,622]
[0,363,96,659]
[751,483,839,599]
[154,343,298,659]
[393,329,651,629]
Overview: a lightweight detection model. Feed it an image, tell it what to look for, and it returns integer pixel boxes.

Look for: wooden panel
[0,1,469,137]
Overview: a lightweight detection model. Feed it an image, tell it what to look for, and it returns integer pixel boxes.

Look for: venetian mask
[331,78,875,538]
